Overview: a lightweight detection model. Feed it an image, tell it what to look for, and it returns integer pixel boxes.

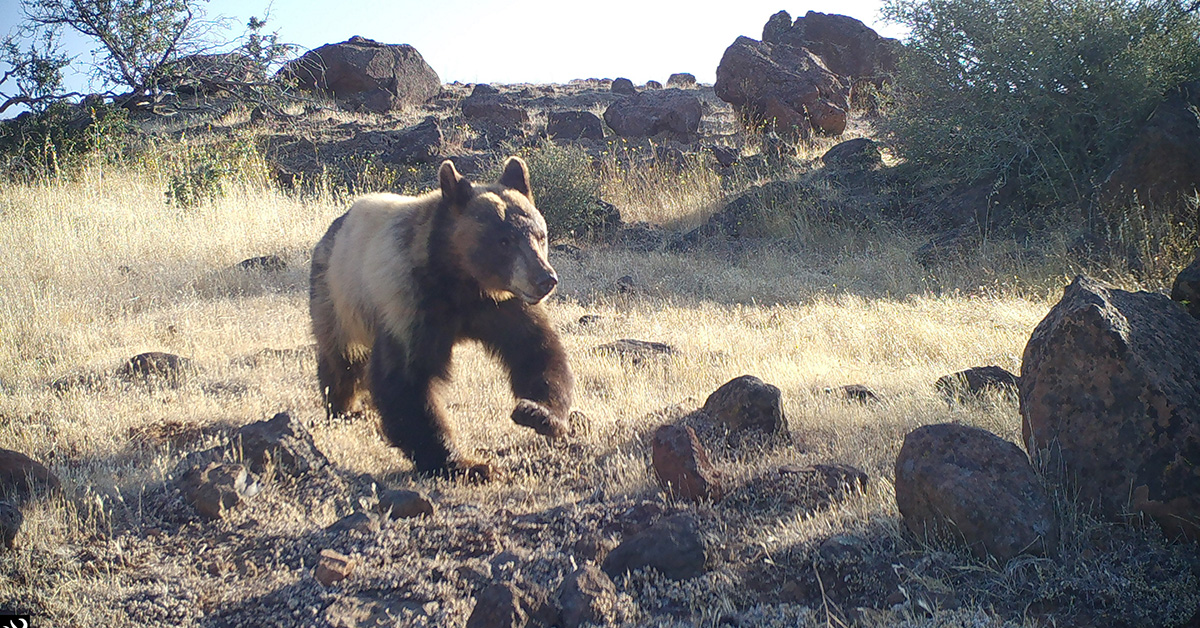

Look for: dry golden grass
[0,159,1194,627]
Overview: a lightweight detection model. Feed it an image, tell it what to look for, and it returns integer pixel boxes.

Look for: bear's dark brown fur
[309,157,574,478]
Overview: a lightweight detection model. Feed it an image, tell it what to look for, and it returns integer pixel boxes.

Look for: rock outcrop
[280,36,441,113]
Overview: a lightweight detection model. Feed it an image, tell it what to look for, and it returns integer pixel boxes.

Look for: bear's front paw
[512,399,569,438]
[448,459,494,484]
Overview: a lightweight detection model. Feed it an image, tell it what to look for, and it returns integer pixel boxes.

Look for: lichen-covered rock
[1020,275,1200,539]
[702,374,787,438]
[652,424,723,502]
[895,423,1058,561]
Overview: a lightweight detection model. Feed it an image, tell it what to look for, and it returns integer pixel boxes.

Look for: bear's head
[440,156,558,304]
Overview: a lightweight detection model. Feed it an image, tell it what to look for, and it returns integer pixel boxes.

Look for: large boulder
[702,374,788,439]
[546,110,604,141]
[715,35,850,136]
[1020,276,1200,540]
[603,89,702,143]
[1101,81,1200,214]
[762,11,900,86]
[895,423,1058,561]
[279,36,441,113]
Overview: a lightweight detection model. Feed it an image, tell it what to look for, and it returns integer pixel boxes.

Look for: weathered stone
[462,90,530,128]
[557,564,619,628]
[702,375,787,437]
[117,352,191,383]
[0,449,60,501]
[314,549,355,586]
[1020,275,1200,540]
[610,77,637,96]
[0,501,22,549]
[326,512,380,535]
[936,366,1019,403]
[466,581,557,628]
[652,424,723,502]
[822,138,882,171]
[710,144,739,168]
[762,11,900,85]
[179,462,251,520]
[603,89,702,143]
[667,73,697,88]
[381,117,444,164]
[377,489,434,519]
[895,423,1058,561]
[594,339,676,365]
[835,384,880,404]
[1172,251,1200,320]
[235,255,287,272]
[546,110,604,141]
[602,513,710,580]
[234,412,329,477]
[644,80,662,90]
[279,36,440,113]
[779,463,868,496]
[715,36,850,136]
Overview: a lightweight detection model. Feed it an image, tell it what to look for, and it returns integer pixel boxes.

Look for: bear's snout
[535,272,558,298]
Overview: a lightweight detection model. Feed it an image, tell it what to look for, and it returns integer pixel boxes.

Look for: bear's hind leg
[317,346,369,418]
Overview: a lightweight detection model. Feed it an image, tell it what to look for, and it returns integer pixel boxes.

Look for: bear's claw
[512,399,569,438]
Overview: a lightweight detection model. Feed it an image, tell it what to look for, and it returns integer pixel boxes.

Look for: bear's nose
[537,273,558,296]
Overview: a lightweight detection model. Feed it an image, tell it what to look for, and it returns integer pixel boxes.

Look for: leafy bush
[881,0,1200,205]
[513,141,616,240]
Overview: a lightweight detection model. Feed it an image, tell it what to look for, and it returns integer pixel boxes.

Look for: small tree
[881,0,1200,206]
[0,27,72,113]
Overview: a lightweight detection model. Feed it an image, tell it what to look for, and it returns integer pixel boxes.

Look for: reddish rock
[1020,275,1200,539]
[466,581,557,628]
[895,423,1058,561]
[703,375,787,438]
[557,564,619,628]
[279,36,441,113]
[0,449,60,501]
[715,36,850,136]
[314,549,355,586]
[603,89,702,143]
[1172,251,1200,320]
[652,424,723,502]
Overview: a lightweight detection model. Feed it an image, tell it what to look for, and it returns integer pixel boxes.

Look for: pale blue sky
[2,0,899,94]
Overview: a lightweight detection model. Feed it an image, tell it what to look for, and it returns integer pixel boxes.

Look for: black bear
[309,157,574,478]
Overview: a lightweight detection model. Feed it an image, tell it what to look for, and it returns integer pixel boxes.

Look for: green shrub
[0,99,130,179]
[881,0,1200,206]
[512,141,615,240]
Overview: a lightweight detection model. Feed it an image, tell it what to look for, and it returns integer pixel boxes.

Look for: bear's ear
[498,155,532,200]
[439,160,473,206]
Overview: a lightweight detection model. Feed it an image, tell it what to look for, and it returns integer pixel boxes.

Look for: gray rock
[602,513,710,580]
[702,375,788,438]
[558,564,619,628]
[377,489,434,519]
